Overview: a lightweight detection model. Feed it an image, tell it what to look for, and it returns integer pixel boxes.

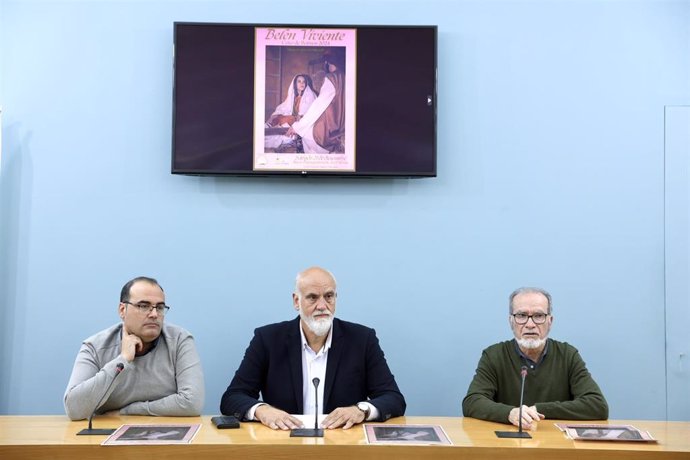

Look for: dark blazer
[220,317,406,421]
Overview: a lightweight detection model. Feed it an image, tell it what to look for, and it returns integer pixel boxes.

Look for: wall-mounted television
[172,22,437,177]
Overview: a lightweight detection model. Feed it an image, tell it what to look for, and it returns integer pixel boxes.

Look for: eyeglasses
[123,301,170,315]
[511,313,549,324]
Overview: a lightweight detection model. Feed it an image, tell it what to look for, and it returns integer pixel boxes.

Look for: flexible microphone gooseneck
[495,365,532,439]
[517,366,528,434]
[312,377,320,431]
[77,363,125,435]
[290,377,324,437]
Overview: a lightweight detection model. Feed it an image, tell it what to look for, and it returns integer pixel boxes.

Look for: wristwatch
[356,402,371,421]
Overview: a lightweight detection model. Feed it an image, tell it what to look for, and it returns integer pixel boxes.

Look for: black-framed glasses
[511,313,549,325]
[123,301,170,315]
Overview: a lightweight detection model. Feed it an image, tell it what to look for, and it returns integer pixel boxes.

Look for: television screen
[172,23,437,177]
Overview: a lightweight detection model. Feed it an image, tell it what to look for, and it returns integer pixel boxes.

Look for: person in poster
[265,74,318,128]
[287,47,346,154]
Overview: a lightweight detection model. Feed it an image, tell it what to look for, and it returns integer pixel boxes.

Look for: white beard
[516,337,546,350]
[300,310,333,337]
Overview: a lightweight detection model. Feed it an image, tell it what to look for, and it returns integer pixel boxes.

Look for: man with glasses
[64,276,204,420]
[220,266,405,430]
[462,287,608,429]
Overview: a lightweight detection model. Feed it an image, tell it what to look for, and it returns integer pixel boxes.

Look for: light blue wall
[664,106,690,421]
[1,0,688,420]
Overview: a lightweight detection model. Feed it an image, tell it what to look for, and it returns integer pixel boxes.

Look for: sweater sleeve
[462,349,513,423]
[120,333,205,416]
[63,343,126,420]
[535,349,608,420]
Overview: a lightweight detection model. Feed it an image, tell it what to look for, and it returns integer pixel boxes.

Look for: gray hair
[509,287,552,314]
[294,267,337,299]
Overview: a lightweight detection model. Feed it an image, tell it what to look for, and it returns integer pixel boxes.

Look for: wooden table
[0,415,688,459]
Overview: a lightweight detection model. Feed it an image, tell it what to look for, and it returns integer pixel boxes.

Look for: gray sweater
[64,323,204,420]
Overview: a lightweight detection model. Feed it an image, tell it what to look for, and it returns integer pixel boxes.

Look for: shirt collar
[299,321,333,355]
[513,338,549,368]
[139,334,160,356]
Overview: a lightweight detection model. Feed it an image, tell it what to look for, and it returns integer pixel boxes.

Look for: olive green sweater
[462,339,608,424]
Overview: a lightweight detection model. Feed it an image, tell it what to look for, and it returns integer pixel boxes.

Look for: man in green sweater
[462,287,608,429]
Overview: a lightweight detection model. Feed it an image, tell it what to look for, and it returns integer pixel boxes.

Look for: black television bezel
[171,22,438,178]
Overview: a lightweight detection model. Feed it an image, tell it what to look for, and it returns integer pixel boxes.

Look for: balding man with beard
[220,267,405,430]
[462,287,608,430]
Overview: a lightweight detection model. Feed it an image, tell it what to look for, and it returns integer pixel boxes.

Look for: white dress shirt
[248,322,377,421]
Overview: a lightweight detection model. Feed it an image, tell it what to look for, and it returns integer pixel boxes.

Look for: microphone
[77,363,125,435]
[495,365,532,439]
[517,366,528,434]
[312,378,321,432]
[290,376,324,437]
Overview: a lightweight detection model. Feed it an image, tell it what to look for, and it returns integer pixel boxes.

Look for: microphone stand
[495,366,532,439]
[290,377,324,437]
[77,363,125,435]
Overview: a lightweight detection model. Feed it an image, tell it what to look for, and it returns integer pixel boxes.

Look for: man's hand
[321,405,366,430]
[286,127,296,137]
[255,405,304,430]
[508,405,544,430]
[121,324,143,363]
